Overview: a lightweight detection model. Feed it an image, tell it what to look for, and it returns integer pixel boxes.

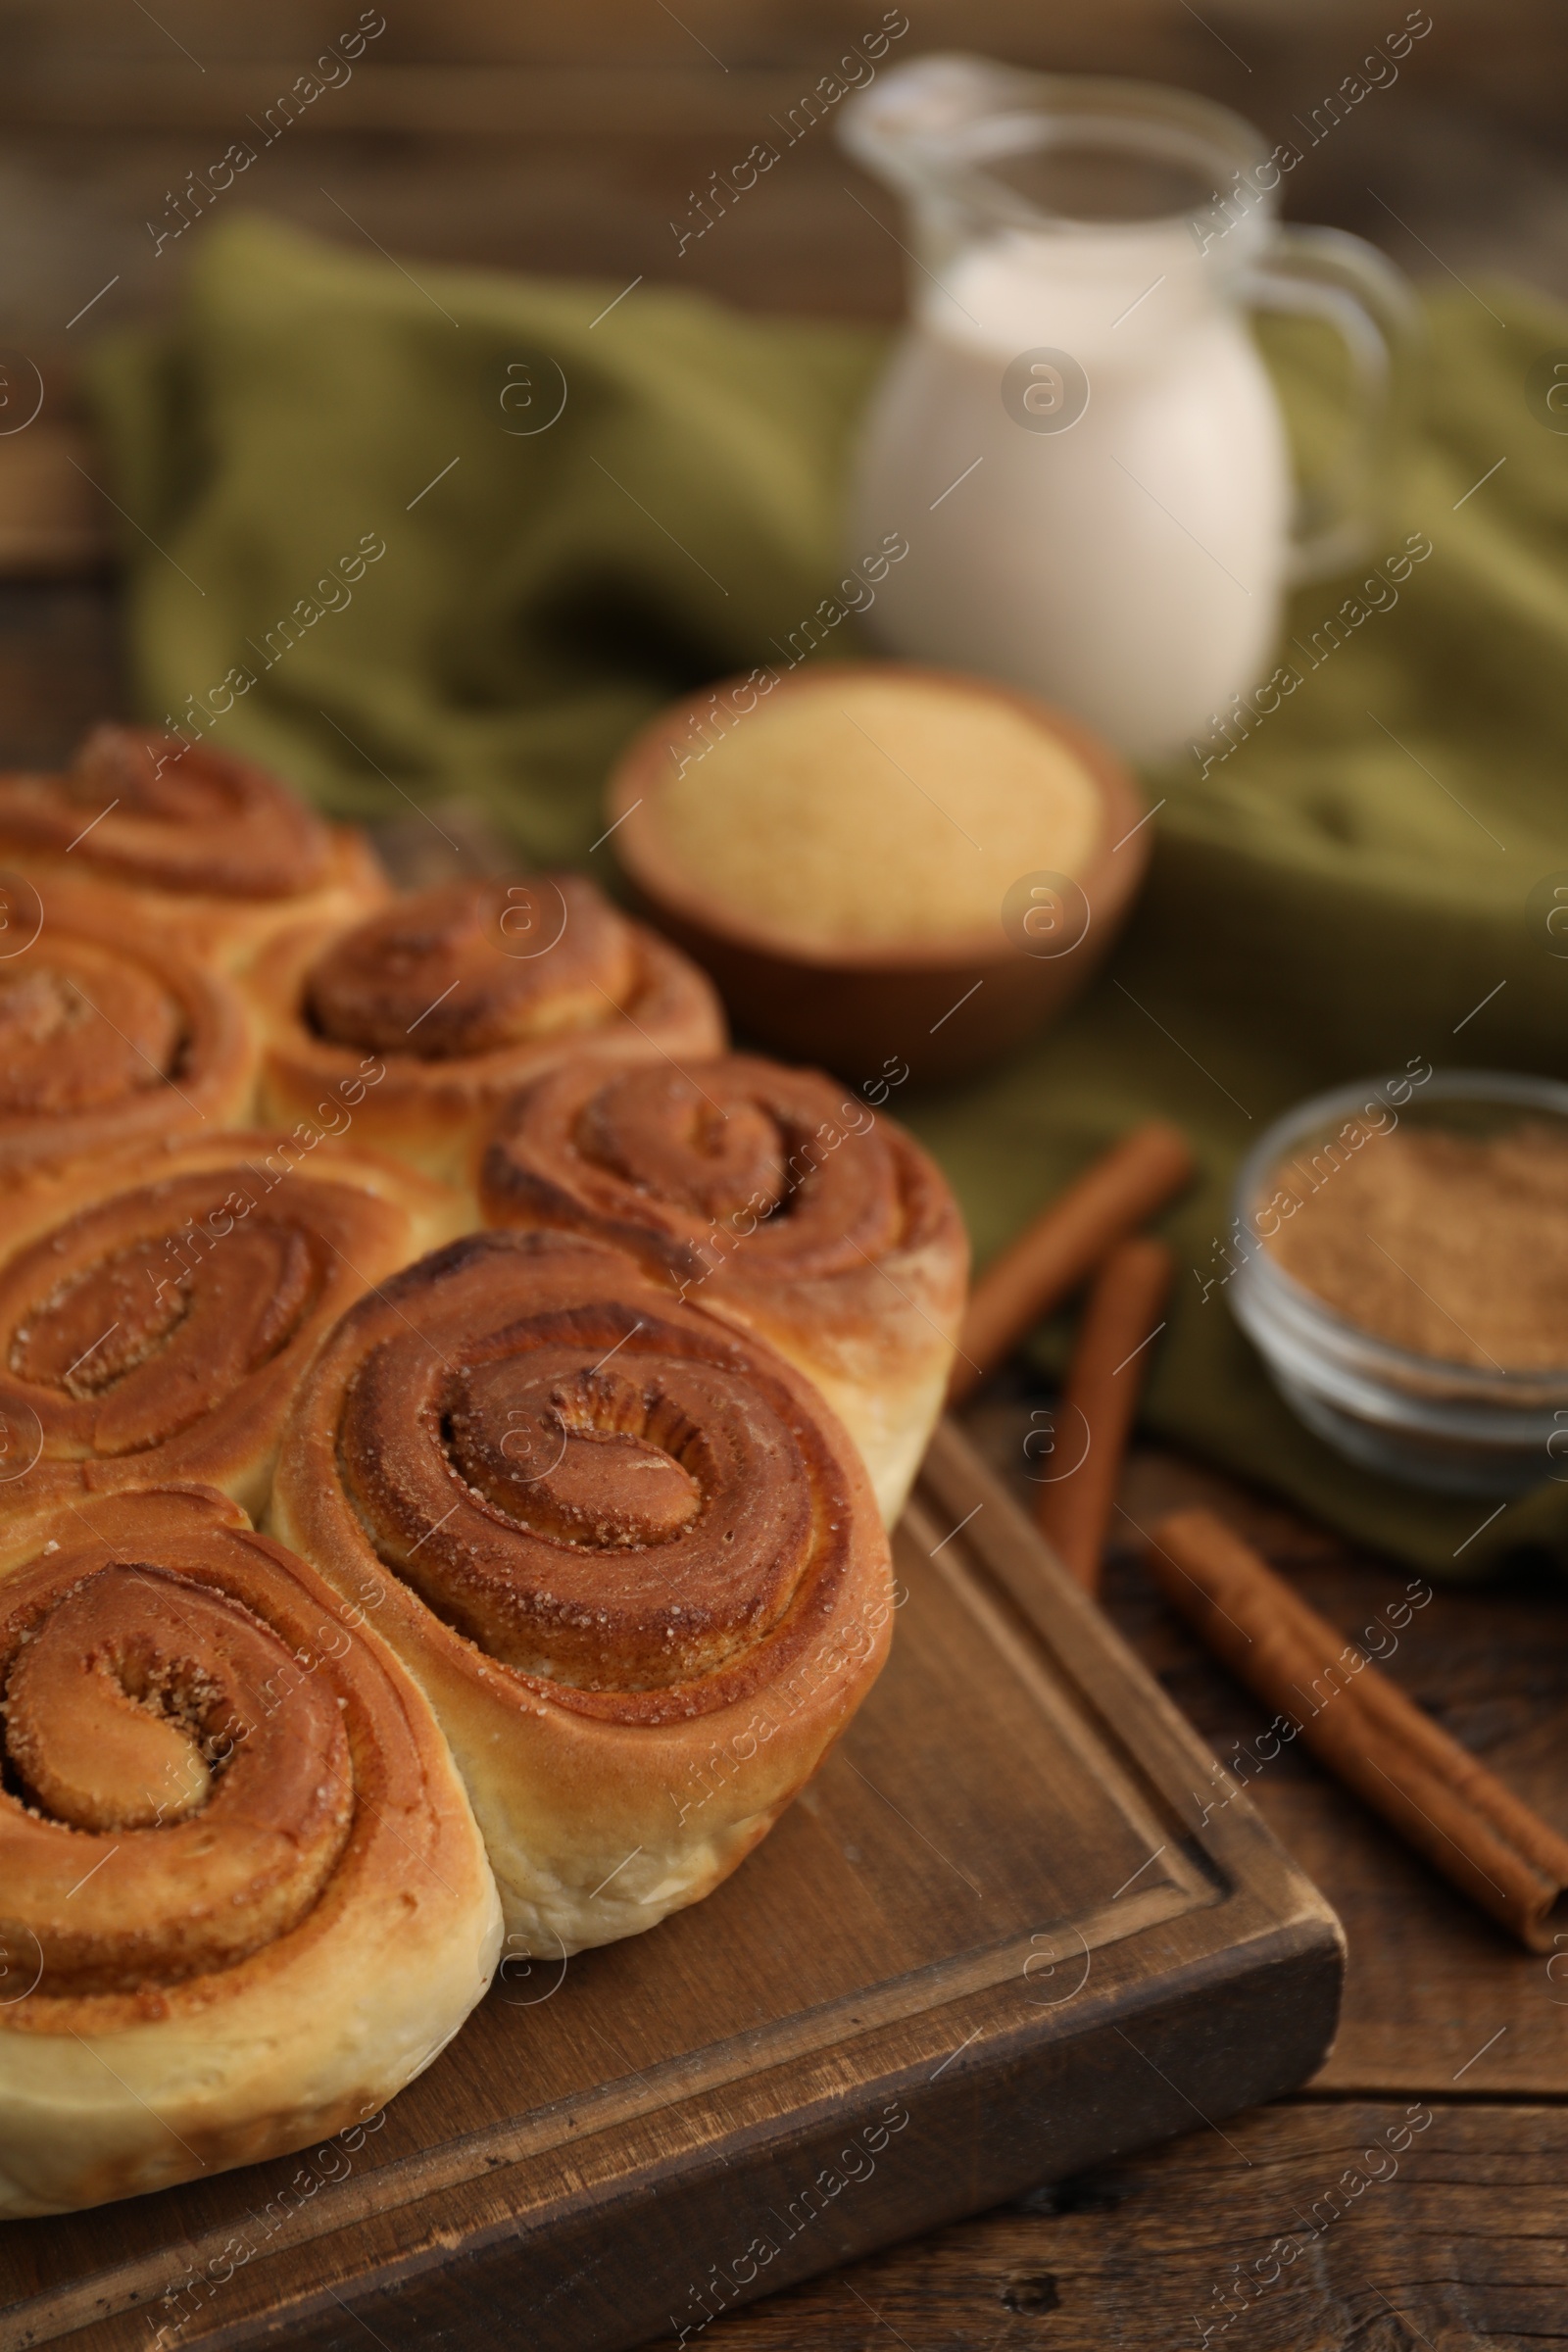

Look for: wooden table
[3,577,1565,2349]
[755,1395,1568,2352]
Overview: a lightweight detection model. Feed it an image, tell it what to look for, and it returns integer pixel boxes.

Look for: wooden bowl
[606,662,1151,1087]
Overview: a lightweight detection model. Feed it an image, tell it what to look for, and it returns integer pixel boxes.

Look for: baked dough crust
[0,1133,466,1520]
[0,879,257,1181]
[270,1230,894,1953]
[247,877,727,1188]
[480,1055,967,1521]
[0,726,387,970]
[0,1485,501,2219]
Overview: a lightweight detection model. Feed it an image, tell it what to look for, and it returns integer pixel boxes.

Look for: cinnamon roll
[0,1484,501,2218]
[246,877,727,1186]
[0,726,387,968]
[0,1134,463,1516]
[0,877,255,1180]
[480,1056,968,1523]
[270,1230,893,1953]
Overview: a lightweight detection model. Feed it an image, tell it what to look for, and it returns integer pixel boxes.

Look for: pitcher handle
[1243,223,1423,585]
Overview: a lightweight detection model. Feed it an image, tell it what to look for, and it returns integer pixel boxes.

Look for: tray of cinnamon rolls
[0,729,1343,2352]
[0,725,968,2222]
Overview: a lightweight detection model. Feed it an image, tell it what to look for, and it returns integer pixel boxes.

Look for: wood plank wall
[1,0,1564,360]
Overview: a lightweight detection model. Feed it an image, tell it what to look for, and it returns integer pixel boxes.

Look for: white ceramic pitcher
[840,56,1419,760]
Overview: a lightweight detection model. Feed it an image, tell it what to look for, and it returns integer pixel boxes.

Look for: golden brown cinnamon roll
[246,877,728,1187]
[270,1230,893,1953]
[0,1134,463,1516]
[0,726,387,968]
[0,1484,500,2218]
[479,1056,968,1523]
[0,877,255,1180]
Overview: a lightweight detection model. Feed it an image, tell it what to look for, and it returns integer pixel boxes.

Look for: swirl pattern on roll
[0,729,387,966]
[0,1134,459,1511]
[0,727,331,898]
[270,1231,893,1946]
[248,876,726,1182]
[326,1231,855,1719]
[306,877,639,1058]
[0,879,255,1175]
[0,1486,500,2217]
[2,1553,351,1997]
[479,1055,968,1522]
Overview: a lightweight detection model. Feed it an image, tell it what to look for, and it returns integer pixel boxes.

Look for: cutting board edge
[173,1902,1346,2352]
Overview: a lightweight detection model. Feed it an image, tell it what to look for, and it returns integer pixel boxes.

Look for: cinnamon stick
[949,1121,1194,1405]
[1147,1507,1568,1952]
[1035,1238,1173,1593]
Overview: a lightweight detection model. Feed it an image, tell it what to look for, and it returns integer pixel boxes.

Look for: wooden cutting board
[0,1421,1344,2352]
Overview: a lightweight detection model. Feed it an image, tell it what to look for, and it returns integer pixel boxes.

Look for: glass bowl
[1228,1068,1568,1495]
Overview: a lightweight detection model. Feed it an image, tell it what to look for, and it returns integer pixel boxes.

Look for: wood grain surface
[2,0,1566,402]
[1102,1436,1568,2106]
[705,2100,1568,2349]
[3,28,1567,2321]
[0,1423,1342,2352]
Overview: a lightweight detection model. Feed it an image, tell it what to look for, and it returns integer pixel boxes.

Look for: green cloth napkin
[86,214,1568,1577]
[87,215,885,859]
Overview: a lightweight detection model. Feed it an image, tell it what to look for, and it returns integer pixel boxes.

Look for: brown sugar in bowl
[605,662,1150,1085]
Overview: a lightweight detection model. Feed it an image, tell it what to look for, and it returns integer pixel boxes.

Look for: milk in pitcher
[849,219,1290,759]
[842,60,1411,761]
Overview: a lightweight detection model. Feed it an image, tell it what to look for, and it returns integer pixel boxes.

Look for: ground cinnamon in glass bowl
[1229,1070,1568,1494]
